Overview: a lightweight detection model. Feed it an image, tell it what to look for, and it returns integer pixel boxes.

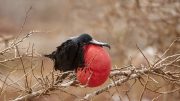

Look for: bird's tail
[44,51,56,59]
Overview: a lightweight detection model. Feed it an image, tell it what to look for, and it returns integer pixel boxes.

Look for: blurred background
[0,0,179,101]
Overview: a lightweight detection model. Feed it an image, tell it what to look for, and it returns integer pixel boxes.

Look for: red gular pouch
[76,44,111,87]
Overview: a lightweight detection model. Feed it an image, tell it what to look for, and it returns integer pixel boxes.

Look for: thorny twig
[13,6,32,45]
[0,30,179,101]
[3,36,179,101]
[0,31,33,55]
[16,46,30,93]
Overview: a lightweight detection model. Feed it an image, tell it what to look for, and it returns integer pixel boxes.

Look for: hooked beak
[89,39,111,49]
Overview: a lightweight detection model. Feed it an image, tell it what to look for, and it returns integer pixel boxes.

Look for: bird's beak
[89,39,111,49]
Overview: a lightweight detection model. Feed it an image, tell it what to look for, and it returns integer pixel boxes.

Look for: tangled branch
[9,38,180,101]
[0,31,179,101]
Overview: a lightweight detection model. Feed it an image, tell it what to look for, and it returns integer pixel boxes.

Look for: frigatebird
[45,33,110,72]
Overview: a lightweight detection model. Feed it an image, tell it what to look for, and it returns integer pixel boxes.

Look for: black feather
[45,40,85,71]
[45,33,110,72]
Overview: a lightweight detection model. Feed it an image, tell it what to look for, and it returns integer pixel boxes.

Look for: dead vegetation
[0,0,180,101]
[0,32,179,101]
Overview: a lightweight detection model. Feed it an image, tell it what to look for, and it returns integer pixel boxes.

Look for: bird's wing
[54,40,84,71]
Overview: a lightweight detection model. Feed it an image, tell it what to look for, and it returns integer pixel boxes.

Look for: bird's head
[73,33,111,49]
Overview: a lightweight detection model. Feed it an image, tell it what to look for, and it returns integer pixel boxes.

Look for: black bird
[45,33,110,72]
